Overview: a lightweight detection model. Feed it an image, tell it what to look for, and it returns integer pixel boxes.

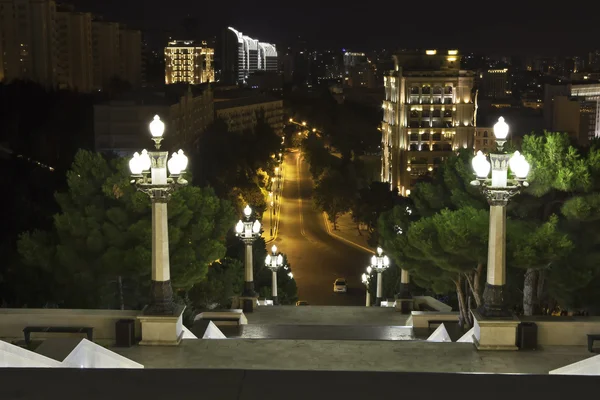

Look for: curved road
[273,150,370,306]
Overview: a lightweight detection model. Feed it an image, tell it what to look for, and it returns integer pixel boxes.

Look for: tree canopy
[17,150,236,309]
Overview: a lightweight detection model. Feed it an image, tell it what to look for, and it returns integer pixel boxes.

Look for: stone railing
[0,308,141,345]
[519,316,600,346]
[407,311,459,329]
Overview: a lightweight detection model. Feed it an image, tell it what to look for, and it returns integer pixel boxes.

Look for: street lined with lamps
[129,115,189,316]
[235,205,262,313]
[471,116,531,317]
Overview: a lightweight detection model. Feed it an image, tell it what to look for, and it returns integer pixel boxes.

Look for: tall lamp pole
[265,245,285,305]
[235,205,262,313]
[362,267,372,307]
[129,115,189,315]
[471,116,531,317]
[370,247,390,306]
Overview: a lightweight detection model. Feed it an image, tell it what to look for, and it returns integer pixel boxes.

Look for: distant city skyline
[67,0,599,56]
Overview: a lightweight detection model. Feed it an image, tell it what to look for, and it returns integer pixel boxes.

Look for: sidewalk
[323,212,374,254]
[262,168,285,243]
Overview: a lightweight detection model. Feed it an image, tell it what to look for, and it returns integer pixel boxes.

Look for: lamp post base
[396,283,412,300]
[242,281,257,298]
[272,296,279,305]
[376,297,382,306]
[479,283,512,318]
[145,280,175,316]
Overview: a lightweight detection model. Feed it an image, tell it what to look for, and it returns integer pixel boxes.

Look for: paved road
[273,150,370,306]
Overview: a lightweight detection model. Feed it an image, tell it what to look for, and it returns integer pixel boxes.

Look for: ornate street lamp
[370,247,390,306]
[265,245,285,305]
[471,116,531,317]
[235,205,262,312]
[362,267,372,307]
[129,115,188,315]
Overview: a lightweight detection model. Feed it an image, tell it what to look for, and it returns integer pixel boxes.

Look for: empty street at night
[273,150,370,306]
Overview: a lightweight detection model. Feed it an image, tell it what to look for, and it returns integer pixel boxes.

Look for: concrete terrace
[109,306,595,374]
[112,338,593,374]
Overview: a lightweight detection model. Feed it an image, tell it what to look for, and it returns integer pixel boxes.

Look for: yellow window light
[425,50,437,55]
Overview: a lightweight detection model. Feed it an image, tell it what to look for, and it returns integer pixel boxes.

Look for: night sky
[69,0,596,55]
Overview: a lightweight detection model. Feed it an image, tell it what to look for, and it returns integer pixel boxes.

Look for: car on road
[296,300,309,306]
[333,278,347,293]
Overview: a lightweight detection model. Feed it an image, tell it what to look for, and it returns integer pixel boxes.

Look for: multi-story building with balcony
[164,40,214,85]
[381,49,475,195]
[474,127,496,153]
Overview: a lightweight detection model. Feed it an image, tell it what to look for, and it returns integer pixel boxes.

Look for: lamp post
[265,245,285,305]
[471,116,530,317]
[362,267,372,307]
[370,247,390,306]
[235,205,262,313]
[129,115,188,315]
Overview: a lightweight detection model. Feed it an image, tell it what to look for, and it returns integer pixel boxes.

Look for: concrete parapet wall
[520,317,600,346]
[409,311,459,329]
[0,308,142,344]
[412,296,453,312]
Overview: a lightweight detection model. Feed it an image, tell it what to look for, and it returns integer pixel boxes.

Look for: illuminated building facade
[381,49,475,195]
[222,27,278,84]
[482,68,510,99]
[164,40,214,85]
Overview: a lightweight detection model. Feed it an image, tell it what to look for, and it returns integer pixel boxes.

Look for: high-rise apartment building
[56,9,93,91]
[222,27,278,85]
[92,20,120,90]
[381,49,475,195]
[481,68,509,99]
[0,0,58,86]
[120,28,142,87]
[343,51,366,75]
[164,40,214,85]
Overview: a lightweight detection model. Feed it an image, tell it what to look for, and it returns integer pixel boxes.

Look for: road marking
[322,212,375,255]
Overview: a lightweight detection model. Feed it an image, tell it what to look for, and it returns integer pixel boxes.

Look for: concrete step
[219,324,414,341]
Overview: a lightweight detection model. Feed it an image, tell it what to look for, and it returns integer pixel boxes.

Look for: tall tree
[518,132,600,314]
[18,150,235,309]
[313,168,356,230]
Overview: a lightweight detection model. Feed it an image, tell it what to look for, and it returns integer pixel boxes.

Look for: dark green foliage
[17,150,236,309]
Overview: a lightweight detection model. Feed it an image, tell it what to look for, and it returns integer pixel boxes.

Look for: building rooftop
[98,84,211,107]
[214,93,282,110]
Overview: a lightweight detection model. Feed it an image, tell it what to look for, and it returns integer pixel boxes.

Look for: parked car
[296,300,309,306]
[333,278,347,293]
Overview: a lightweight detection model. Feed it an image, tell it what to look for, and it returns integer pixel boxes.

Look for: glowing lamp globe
[367,266,372,274]
[139,149,151,172]
[371,255,377,266]
[252,219,261,234]
[377,247,383,256]
[509,151,530,179]
[167,153,183,175]
[288,272,294,279]
[383,256,390,267]
[277,254,283,265]
[235,220,244,234]
[129,152,143,175]
[271,245,278,254]
[177,150,188,171]
[149,115,165,138]
[243,205,252,218]
[362,273,367,283]
[265,254,272,265]
[472,151,491,178]
[493,116,509,140]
